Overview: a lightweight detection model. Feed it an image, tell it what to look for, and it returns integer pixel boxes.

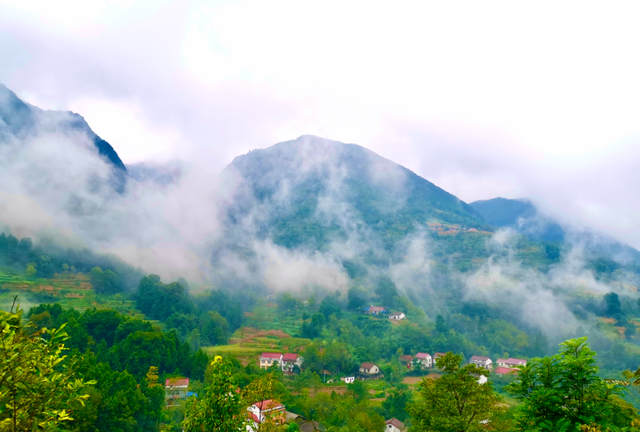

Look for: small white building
[341,376,356,384]
[385,418,407,432]
[470,355,493,370]
[358,362,381,379]
[259,352,283,369]
[413,352,432,368]
[388,312,406,320]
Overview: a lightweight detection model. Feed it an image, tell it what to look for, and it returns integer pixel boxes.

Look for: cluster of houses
[358,353,527,380]
[259,352,304,374]
[426,223,479,234]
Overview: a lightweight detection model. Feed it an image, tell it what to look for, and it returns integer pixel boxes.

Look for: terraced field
[0,270,146,319]
[203,327,312,366]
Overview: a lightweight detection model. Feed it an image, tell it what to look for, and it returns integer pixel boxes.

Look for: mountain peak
[0,84,127,189]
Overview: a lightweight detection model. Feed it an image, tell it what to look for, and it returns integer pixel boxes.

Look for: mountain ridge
[0,84,127,189]
[220,135,485,252]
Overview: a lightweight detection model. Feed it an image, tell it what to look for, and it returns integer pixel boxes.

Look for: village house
[358,362,381,380]
[388,312,406,320]
[281,353,304,374]
[259,352,283,369]
[413,352,433,368]
[341,376,356,384]
[247,399,286,429]
[365,305,387,315]
[496,358,527,368]
[165,377,189,407]
[470,355,493,370]
[385,418,407,432]
[400,355,413,369]
[433,352,446,367]
[494,367,519,376]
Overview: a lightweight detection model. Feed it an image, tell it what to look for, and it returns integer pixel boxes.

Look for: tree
[506,337,634,431]
[278,293,298,316]
[408,352,503,432]
[626,324,637,339]
[375,277,398,308]
[25,263,37,278]
[435,314,449,334]
[347,287,367,311]
[183,356,249,431]
[0,303,94,431]
[604,292,622,317]
[383,389,411,422]
[319,296,342,319]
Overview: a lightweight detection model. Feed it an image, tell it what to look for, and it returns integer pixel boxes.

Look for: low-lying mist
[1,116,639,351]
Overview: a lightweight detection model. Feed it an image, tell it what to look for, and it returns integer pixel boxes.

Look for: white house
[470,355,493,370]
[341,376,356,384]
[358,362,381,379]
[389,312,406,320]
[165,377,189,407]
[413,352,432,368]
[385,418,407,432]
[259,352,283,369]
[281,353,304,374]
[247,399,286,431]
[497,358,527,368]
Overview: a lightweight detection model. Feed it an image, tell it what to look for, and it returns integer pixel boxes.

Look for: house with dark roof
[399,355,413,369]
[389,312,406,320]
[358,362,381,379]
[386,417,407,432]
[165,377,189,407]
[259,352,283,369]
[470,355,493,370]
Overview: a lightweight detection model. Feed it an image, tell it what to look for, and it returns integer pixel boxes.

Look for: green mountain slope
[221,135,484,251]
[471,197,640,264]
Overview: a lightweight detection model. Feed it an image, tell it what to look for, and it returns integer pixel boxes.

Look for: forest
[4,231,640,430]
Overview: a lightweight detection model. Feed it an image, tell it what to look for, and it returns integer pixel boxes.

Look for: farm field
[202,326,312,365]
[0,269,148,320]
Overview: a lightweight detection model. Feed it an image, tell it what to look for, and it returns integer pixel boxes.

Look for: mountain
[470,197,565,242]
[0,84,127,191]
[219,135,485,252]
[471,197,640,264]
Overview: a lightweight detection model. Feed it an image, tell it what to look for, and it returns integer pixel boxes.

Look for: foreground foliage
[408,352,504,432]
[506,337,637,432]
[0,302,94,431]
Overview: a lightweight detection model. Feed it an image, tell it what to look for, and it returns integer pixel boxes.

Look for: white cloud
[1,0,640,248]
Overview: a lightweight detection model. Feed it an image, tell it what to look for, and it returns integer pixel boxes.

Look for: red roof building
[282,353,299,361]
[386,417,406,432]
[165,378,189,388]
[261,352,283,359]
[494,367,518,376]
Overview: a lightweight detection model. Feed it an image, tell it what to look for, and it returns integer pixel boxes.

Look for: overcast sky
[1,0,640,248]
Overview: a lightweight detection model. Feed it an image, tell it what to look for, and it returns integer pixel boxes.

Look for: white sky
[1,0,640,247]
